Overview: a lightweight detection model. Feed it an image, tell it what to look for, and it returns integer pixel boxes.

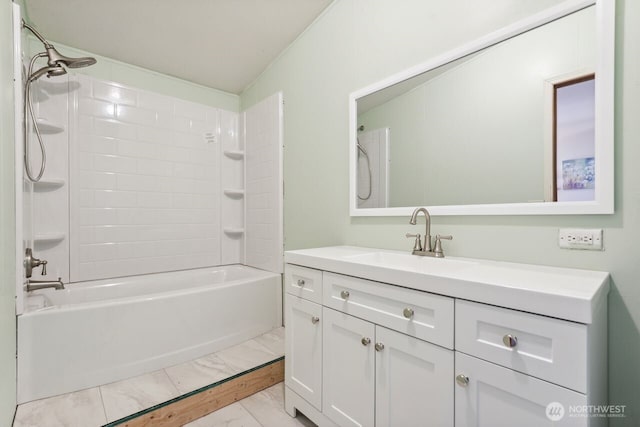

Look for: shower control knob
[296,279,305,287]
[340,290,350,300]
[311,316,320,324]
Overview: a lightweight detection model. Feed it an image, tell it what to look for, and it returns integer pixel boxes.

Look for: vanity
[283,246,609,427]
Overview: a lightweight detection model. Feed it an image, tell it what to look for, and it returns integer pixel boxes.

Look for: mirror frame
[349,0,614,216]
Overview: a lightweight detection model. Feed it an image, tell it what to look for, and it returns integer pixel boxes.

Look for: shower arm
[22,20,54,49]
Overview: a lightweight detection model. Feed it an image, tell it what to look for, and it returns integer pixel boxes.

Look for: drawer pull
[502,334,518,348]
[361,337,371,346]
[340,290,350,300]
[375,342,385,352]
[403,307,414,319]
[311,316,320,324]
[296,279,305,286]
[455,374,470,387]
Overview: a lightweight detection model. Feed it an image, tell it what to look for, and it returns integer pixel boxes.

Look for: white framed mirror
[349,0,614,216]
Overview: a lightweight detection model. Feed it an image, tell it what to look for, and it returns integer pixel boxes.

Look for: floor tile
[100,369,180,422]
[165,353,235,395]
[254,327,285,357]
[241,383,317,427]
[13,387,106,427]
[183,402,262,427]
[215,339,277,374]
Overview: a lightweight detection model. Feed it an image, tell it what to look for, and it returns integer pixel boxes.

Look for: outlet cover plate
[558,228,603,250]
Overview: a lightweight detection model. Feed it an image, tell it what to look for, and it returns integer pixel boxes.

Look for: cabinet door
[455,352,587,427]
[285,294,323,410]
[375,326,454,427]
[323,307,375,427]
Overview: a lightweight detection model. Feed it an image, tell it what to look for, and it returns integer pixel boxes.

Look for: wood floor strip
[108,358,284,427]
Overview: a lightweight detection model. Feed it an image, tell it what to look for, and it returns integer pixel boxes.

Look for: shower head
[45,46,96,69]
[21,20,97,72]
[27,65,67,83]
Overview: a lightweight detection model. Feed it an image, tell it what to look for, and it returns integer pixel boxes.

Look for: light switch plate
[558,228,603,250]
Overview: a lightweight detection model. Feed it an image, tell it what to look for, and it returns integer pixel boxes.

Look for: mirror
[349,0,614,216]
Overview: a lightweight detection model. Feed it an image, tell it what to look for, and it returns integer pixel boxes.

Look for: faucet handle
[406,233,423,252]
[40,260,47,276]
[433,235,453,257]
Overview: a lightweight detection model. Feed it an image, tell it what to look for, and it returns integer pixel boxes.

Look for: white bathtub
[17,265,282,403]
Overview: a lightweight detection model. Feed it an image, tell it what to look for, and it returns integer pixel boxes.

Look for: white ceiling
[23,0,334,94]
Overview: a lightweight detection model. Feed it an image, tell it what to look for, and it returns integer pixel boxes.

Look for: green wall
[25,39,240,112]
[242,0,640,424]
[0,1,16,425]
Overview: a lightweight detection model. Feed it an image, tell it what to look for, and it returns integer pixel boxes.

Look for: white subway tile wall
[69,75,225,282]
[244,93,283,274]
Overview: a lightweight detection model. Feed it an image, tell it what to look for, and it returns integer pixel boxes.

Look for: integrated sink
[344,251,478,273]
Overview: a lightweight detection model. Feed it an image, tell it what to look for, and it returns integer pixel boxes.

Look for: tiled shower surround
[70,75,225,281]
[27,74,284,286]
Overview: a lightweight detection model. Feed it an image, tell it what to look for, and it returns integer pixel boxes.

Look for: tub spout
[26,277,65,292]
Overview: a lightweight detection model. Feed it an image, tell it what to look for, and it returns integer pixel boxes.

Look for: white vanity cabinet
[284,266,324,411]
[322,307,454,427]
[284,247,609,427]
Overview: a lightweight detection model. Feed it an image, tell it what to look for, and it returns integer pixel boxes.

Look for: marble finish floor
[13,327,315,427]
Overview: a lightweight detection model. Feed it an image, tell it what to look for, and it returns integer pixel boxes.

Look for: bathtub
[17,265,282,403]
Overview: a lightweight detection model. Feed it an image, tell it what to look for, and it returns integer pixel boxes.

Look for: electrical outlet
[558,228,603,250]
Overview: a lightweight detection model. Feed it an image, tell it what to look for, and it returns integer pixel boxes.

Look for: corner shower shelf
[223,150,244,160]
[223,228,245,236]
[34,233,66,244]
[34,118,64,134]
[223,189,245,198]
[33,179,65,191]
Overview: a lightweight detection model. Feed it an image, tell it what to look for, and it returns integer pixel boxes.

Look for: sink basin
[344,251,478,274]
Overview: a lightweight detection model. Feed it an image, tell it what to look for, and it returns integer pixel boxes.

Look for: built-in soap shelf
[33,179,65,191]
[34,118,64,134]
[223,228,245,236]
[34,232,66,244]
[223,189,245,198]
[223,150,244,160]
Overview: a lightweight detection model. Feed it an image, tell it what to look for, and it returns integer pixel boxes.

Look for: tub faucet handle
[40,260,47,275]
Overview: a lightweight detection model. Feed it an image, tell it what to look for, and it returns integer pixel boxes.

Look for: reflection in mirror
[350,0,614,216]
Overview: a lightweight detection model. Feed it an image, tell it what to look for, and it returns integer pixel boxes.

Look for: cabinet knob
[361,337,371,346]
[375,342,385,352]
[455,374,470,387]
[340,290,350,300]
[502,334,518,348]
[296,279,305,286]
[403,307,414,319]
[311,316,320,324]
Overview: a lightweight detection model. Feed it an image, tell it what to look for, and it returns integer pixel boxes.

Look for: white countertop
[284,246,610,324]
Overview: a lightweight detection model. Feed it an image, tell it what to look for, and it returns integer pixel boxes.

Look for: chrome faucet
[26,278,65,292]
[407,207,452,258]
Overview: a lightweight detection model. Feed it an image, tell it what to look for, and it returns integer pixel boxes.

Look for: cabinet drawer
[323,272,454,349]
[284,264,323,303]
[455,299,587,393]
